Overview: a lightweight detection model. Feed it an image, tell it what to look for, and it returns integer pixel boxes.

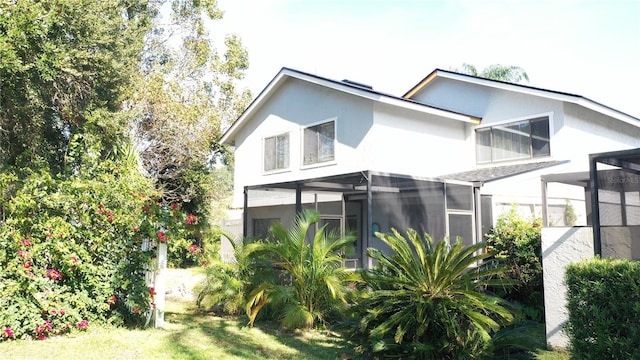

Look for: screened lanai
[243,171,475,269]
[541,148,640,259]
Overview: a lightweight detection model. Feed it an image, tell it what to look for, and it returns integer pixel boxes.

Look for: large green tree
[131,0,251,219]
[0,0,150,173]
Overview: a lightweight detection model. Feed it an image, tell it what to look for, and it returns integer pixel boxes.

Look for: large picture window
[476,116,550,163]
[264,133,289,171]
[303,120,335,165]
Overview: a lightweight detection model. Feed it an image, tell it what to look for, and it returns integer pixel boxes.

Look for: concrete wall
[541,226,594,349]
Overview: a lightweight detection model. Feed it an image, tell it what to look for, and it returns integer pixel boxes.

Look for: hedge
[565,257,640,359]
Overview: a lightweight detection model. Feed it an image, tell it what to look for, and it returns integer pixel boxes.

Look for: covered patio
[242,171,476,269]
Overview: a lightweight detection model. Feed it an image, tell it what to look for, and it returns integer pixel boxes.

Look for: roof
[441,160,568,184]
[220,67,481,145]
[403,69,640,128]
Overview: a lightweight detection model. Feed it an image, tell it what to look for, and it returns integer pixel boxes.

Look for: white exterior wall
[541,227,594,349]
[363,102,473,177]
[231,79,374,206]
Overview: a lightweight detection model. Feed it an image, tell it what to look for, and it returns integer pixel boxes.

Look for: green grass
[0,267,570,359]
[0,300,355,360]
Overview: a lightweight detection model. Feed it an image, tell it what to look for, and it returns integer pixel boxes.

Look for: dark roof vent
[342,79,373,89]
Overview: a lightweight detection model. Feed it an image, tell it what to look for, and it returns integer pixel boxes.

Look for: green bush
[486,207,544,321]
[0,163,189,340]
[245,210,359,329]
[349,229,521,359]
[565,258,640,359]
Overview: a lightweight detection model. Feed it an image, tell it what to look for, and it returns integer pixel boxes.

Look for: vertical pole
[366,171,373,269]
[243,186,248,238]
[154,241,167,328]
[589,155,601,256]
[541,179,548,227]
[296,183,302,215]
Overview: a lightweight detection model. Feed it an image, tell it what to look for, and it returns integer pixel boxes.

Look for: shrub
[349,229,518,359]
[245,210,359,329]
[486,207,543,321]
[0,163,187,340]
[565,258,640,359]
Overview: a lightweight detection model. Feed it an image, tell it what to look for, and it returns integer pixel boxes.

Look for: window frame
[475,113,552,164]
[263,132,290,173]
[301,118,337,168]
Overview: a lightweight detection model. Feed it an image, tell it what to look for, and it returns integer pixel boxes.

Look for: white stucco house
[220,67,640,348]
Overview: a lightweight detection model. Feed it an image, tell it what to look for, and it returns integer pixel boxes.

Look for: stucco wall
[541,227,594,349]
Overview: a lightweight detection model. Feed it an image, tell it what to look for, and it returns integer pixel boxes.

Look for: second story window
[264,133,289,171]
[476,116,550,164]
[303,120,335,165]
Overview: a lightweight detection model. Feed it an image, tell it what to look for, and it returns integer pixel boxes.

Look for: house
[221,66,640,253]
[221,67,640,348]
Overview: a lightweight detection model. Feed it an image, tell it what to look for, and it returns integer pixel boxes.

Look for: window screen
[303,121,335,165]
[264,133,289,171]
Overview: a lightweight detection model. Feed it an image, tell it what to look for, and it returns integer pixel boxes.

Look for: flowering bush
[0,164,184,340]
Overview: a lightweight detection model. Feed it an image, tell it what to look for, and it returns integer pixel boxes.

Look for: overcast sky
[214,0,640,118]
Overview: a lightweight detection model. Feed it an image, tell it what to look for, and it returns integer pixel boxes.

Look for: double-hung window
[476,116,550,163]
[264,133,289,171]
[303,120,335,165]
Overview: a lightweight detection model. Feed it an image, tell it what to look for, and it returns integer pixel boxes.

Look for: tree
[130,0,251,219]
[245,210,359,329]
[350,229,516,359]
[0,0,150,174]
[453,63,529,83]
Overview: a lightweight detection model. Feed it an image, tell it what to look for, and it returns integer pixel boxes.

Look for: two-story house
[220,67,640,270]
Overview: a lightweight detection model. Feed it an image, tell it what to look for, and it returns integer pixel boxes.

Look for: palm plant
[195,235,249,314]
[245,210,359,329]
[352,229,517,359]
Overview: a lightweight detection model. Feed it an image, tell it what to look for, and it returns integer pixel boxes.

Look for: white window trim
[262,131,291,174]
[300,117,338,169]
[473,112,554,165]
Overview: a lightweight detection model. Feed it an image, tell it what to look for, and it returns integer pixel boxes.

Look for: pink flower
[133,226,139,234]
[20,238,31,247]
[186,213,197,225]
[46,269,63,281]
[107,296,117,305]
[106,210,114,222]
[37,334,47,340]
[2,327,13,338]
[18,250,27,259]
[157,231,167,243]
[23,262,32,269]
[71,255,79,263]
[50,309,58,315]
[188,244,200,254]
[171,202,178,210]
[149,287,156,297]
[59,308,66,315]
[76,320,89,329]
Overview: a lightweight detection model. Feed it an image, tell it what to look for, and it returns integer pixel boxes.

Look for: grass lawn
[0,268,570,359]
[0,300,355,360]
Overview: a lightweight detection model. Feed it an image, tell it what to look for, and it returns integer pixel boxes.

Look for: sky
[214,0,640,118]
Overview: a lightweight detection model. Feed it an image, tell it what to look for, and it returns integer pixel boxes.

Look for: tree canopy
[453,63,529,84]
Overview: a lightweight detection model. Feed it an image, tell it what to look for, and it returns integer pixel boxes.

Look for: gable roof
[220,67,481,145]
[403,69,640,128]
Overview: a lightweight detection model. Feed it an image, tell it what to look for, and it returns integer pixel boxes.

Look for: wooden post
[154,241,167,328]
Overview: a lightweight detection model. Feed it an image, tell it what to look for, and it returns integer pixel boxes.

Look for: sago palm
[245,210,359,329]
[354,228,515,359]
